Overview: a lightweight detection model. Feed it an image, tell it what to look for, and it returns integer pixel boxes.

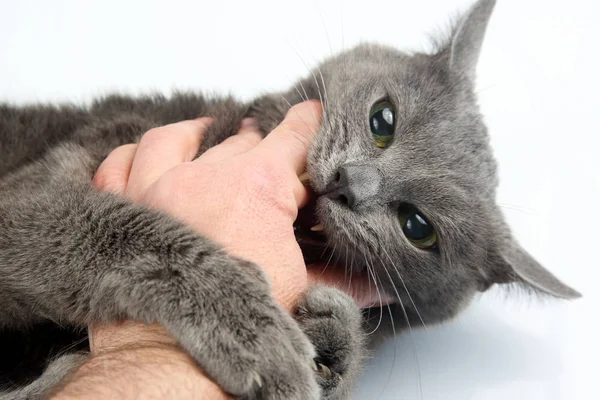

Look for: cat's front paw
[153,252,320,400]
[295,285,365,400]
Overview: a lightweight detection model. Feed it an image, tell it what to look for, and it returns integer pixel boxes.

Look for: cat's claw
[153,254,320,400]
[295,285,366,400]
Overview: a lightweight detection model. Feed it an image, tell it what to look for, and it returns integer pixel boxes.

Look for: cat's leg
[0,144,320,399]
[295,285,366,400]
[0,353,88,400]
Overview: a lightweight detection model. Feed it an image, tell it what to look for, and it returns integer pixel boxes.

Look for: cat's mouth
[293,189,395,308]
[294,194,328,265]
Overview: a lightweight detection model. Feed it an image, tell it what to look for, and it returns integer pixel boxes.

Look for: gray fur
[0,0,578,399]
[0,354,87,400]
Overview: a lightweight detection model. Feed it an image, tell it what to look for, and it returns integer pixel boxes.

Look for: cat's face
[293,0,579,325]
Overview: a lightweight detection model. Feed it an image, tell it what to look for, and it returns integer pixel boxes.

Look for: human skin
[51,101,324,399]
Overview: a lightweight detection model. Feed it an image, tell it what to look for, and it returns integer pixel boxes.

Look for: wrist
[51,323,230,400]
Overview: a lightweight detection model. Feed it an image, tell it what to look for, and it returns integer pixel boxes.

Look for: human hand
[52,101,323,399]
[93,100,321,310]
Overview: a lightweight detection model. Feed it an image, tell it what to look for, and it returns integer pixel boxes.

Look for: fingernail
[240,117,258,130]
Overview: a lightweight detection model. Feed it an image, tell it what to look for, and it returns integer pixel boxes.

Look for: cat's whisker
[347,248,355,296]
[343,243,349,286]
[381,247,427,330]
[380,304,397,400]
[377,254,424,400]
[317,242,338,280]
[365,252,401,400]
[58,332,88,355]
[475,82,501,94]
[331,247,344,275]
[498,203,536,215]
[364,254,384,336]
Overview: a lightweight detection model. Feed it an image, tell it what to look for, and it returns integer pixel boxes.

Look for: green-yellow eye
[398,204,437,250]
[369,100,395,148]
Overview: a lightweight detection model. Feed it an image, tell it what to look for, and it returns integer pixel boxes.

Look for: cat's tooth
[251,371,263,388]
[310,224,324,232]
[298,172,310,186]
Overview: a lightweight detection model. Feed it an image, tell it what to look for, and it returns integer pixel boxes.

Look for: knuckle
[92,169,121,193]
[237,134,260,149]
[140,127,171,148]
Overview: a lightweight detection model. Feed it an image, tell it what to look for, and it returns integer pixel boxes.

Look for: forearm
[50,323,230,400]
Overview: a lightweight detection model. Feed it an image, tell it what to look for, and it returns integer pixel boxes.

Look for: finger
[251,101,322,206]
[93,144,138,195]
[126,118,211,201]
[253,101,322,176]
[198,118,262,164]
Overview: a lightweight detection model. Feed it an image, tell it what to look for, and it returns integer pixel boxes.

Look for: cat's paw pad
[296,285,365,399]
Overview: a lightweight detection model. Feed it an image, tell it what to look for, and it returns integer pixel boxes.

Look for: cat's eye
[398,204,437,250]
[369,100,395,148]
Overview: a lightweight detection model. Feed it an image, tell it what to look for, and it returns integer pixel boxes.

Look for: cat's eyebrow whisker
[315,63,329,108]
[291,83,309,103]
[289,46,324,107]
[297,79,311,105]
[314,63,332,133]
[381,247,427,331]
[314,1,334,58]
[498,203,536,215]
[278,95,318,140]
[297,78,323,133]
[288,45,330,131]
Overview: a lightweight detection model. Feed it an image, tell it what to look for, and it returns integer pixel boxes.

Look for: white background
[1,0,598,399]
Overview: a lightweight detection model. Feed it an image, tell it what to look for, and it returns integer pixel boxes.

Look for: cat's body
[0,1,579,399]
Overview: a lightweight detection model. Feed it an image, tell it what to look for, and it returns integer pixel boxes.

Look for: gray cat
[0,0,580,399]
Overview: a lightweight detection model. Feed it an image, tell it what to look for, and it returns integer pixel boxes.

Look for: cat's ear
[487,238,581,299]
[445,0,496,80]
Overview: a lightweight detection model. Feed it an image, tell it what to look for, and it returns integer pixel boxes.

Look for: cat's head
[290,0,580,324]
